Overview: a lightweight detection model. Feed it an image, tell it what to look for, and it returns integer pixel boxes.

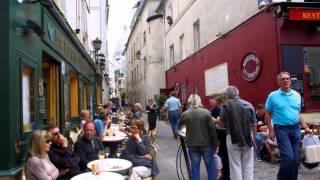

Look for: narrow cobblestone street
[146,114,320,180]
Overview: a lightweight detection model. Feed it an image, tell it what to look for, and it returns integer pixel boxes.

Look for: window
[304,47,320,97]
[179,34,185,60]
[169,44,175,66]
[64,83,70,123]
[70,72,79,118]
[21,63,36,133]
[193,20,200,52]
[143,31,146,46]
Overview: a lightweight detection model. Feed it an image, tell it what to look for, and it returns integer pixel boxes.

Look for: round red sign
[241,52,262,82]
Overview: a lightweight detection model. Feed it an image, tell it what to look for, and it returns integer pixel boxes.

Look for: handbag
[303,134,320,164]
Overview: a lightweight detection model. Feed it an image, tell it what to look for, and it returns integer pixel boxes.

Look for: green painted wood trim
[0,164,23,176]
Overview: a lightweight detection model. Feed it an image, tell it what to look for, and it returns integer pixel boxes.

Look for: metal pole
[178,134,192,180]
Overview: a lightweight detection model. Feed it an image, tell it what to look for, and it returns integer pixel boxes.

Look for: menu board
[205,63,229,96]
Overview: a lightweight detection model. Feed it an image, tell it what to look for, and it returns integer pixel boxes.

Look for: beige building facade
[125,0,165,106]
[157,0,262,70]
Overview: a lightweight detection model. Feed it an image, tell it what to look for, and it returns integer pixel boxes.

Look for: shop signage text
[289,8,320,21]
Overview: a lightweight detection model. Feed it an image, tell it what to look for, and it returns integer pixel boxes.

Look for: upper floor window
[193,19,200,52]
[170,44,175,67]
[143,31,146,46]
[179,34,185,60]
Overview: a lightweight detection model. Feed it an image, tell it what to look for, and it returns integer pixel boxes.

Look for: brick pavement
[142,113,320,180]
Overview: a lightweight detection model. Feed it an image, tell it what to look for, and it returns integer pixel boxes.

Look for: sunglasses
[46,140,51,144]
[52,132,60,136]
[281,77,290,81]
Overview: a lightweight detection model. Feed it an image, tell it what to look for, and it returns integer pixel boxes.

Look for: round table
[87,158,133,172]
[103,132,127,142]
[71,172,124,180]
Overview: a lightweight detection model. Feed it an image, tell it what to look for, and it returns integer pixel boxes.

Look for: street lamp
[92,37,102,52]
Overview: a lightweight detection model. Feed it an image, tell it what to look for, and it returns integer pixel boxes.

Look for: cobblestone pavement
[144,114,320,180]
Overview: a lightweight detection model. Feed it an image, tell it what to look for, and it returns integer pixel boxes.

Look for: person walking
[180,94,218,180]
[164,91,181,139]
[219,86,256,180]
[265,71,311,180]
[146,98,158,134]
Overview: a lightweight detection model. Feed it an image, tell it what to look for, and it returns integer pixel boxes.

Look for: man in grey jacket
[219,86,257,180]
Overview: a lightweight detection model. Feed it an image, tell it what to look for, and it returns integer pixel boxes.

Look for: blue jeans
[168,110,180,137]
[188,146,217,180]
[274,123,301,180]
[255,132,267,158]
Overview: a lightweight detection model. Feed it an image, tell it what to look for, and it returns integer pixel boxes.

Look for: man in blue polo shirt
[165,91,181,139]
[265,71,311,180]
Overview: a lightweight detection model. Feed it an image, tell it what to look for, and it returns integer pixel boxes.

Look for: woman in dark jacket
[146,99,158,133]
[120,119,159,180]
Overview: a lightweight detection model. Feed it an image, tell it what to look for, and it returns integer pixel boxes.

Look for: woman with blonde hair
[26,130,59,180]
[181,94,218,180]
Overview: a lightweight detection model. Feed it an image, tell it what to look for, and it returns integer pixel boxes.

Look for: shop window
[304,47,320,97]
[96,83,102,105]
[42,59,60,126]
[70,73,79,118]
[64,83,70,123]
[21,63,36,133]
[82,82,88,110]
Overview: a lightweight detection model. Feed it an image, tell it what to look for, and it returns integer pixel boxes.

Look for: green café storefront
[0,1,99,178]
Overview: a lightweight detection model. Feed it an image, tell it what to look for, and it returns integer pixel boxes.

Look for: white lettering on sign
[241,53,261,82]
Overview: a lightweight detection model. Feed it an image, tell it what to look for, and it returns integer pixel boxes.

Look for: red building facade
[166,2,320,116]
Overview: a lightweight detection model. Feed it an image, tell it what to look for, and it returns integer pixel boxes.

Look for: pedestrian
[180,94,218,180]
[265,71,311,180]
[219,86,256,180]
[164,91,181,139]
[210,95,230,180]
[146,98,158,134]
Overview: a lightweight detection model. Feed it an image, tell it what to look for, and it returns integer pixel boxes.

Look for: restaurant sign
[289,8,320,21]
[241,52,261,82]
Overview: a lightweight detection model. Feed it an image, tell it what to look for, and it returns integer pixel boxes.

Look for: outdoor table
[87,158,133,173]
[71,171,124,180]
[103,131,127,142]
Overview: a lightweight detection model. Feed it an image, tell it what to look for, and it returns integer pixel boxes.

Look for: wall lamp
[18,0,53,8]
[21,20,45,37]
[135,50,146,61]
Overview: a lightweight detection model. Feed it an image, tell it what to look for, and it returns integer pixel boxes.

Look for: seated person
[26,130,60,180]
[255,103,268,161]
[266,137,280,163]
[120,119,159,180]
[94,108,118,158]
[74,122,104,171]
[45,124,81,179]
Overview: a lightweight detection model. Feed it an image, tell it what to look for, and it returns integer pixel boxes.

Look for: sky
[107,0,138,61]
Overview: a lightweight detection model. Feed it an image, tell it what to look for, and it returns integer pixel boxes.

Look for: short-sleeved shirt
[165,96,181,111]
[94,118,104,137]
[265,89,301,125]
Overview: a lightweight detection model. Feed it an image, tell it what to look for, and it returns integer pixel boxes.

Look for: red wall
[167,11,279,108]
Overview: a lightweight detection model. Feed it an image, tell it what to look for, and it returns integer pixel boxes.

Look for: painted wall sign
[241,52,261,82]
[289,8,320,21]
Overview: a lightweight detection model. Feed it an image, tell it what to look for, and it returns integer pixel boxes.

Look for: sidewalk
[141,113,320,179]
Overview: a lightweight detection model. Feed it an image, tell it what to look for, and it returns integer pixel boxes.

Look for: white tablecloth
[71,172,124,180]
[87,158,133,172]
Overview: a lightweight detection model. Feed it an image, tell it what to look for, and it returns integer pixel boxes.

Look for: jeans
[188,146,217,180]
[168,110,180,137]
[274,123,301,180]
[255,132,267,159]
[226,135,254,180]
